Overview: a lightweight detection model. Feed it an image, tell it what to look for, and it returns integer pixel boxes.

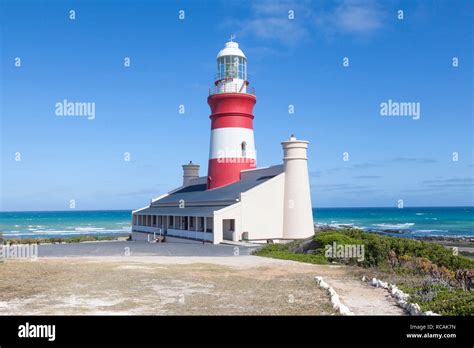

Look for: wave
[372,223,415,229]
[74,227,106,232]
[413,229,449,233]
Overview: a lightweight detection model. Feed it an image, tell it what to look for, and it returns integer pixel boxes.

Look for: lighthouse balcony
[209,84,255,96]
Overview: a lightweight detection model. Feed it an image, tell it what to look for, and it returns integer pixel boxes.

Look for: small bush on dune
[313,232,362,247]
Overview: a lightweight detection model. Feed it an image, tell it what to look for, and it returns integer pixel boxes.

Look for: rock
[367,276,440,316]
[315,276,354,316]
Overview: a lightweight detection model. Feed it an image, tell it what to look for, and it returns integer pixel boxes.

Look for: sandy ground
[0,252,406,315]
[0,256,333,315]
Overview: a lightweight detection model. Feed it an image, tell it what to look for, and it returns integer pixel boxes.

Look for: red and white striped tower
[207,39,257,189]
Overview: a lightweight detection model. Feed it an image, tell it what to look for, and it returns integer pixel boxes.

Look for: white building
[132,41,314,244]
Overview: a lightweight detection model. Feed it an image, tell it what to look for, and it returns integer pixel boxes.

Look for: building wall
[240,173,285,241]
[213,173,285,242]
[213,203,242,244]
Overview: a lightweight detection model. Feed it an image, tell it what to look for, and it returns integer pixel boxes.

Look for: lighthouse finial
[229,34,235,42]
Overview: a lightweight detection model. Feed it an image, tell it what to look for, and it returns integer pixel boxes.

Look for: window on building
[199,217,204,231]
[183,217,187,230]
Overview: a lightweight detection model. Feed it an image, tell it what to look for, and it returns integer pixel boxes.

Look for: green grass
[255,243,328,264]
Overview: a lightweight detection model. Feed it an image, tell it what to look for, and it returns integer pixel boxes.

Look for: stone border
[315,276,354,315]
[362,276,440,316]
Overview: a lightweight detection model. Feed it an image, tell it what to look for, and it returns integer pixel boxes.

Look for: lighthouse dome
[217,41,246,59]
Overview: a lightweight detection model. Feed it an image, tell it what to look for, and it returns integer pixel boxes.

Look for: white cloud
[315,0,387,37]
[226,0,388,47]
[332,0,385,34]
[225,0,311,46]
[241,17,309,44]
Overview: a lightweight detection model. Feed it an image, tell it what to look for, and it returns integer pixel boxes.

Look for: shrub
[256,228,474,274]
[401,283,474,316]
[313,232,363,247]
[322,229,474,271]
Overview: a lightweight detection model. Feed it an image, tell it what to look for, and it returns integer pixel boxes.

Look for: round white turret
[281,135,314,239]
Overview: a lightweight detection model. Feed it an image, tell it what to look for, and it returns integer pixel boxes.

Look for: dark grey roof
[151,173,276,207]
[134,206,224,217]
[134,166,284,217]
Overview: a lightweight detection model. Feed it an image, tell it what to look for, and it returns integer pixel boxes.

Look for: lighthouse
[207,40,257,189]
[132,39,315,244]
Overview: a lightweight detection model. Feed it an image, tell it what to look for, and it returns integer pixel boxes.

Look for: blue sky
[0,0,472,211]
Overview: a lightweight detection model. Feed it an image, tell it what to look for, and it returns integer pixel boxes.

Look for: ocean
[0,210,132,239]
[313,207,473,238]
[0,207,472,239]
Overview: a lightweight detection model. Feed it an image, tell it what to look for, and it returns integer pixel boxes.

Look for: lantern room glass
[217,56,247,80]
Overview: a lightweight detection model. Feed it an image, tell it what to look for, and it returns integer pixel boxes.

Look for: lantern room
[214,40,249,94]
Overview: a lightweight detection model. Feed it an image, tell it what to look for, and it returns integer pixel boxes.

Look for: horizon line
[1,205,473,213]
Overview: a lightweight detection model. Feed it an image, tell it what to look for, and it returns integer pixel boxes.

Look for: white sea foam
[74,227,106,232]
[373,223,414,229]
[315,222,361,230]
[414,229,448,233]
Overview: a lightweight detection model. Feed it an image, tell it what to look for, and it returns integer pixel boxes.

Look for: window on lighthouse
[241,141,247,157]
[218,56,247,80]
[225,56,237,78]
[238,57,247,80]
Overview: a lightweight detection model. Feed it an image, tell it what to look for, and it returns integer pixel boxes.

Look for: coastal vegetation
[254,228,474,315]
[0,234,122,245]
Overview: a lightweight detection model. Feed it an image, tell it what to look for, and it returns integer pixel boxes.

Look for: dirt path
[290,263,406,316]
[319,272,406,315]
[0,255,405,315]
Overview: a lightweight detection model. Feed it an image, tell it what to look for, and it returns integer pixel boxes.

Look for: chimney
[182,161,200,186]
